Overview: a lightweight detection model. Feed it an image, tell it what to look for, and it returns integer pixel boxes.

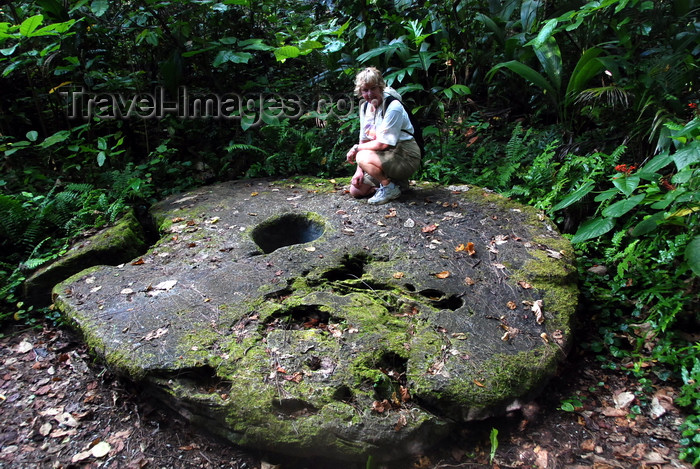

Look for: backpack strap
[361,96,415,137]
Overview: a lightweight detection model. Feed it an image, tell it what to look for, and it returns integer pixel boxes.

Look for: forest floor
[0,320,693,469]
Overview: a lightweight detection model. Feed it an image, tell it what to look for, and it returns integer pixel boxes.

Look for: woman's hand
[346,144,359,163]
[351,165,364,188]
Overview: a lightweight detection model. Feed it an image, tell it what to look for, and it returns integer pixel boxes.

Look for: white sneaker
[368,182,401,205]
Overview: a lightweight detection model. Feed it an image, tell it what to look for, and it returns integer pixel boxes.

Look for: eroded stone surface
[53,178,578,461]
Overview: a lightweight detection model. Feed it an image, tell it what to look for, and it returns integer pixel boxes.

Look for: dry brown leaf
[518,280,533,289]
[435,271,450,279]
[251,192,259,196]
[393,272,405,279]
[507,301,517,310]
[464,277,475,286]
[473,379,485,387]
[422,224,438,233]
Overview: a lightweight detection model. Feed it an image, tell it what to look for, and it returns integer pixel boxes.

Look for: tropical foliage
[1,0,698,463]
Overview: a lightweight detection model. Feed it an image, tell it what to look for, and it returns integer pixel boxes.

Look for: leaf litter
[0,324,692,469]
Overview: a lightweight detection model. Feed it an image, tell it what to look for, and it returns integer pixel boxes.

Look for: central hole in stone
[251,212,325,254]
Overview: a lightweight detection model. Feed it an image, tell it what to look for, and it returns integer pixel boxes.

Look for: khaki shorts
[361,138,421,186]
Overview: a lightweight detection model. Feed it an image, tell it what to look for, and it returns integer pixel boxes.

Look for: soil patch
[0,321,691,468]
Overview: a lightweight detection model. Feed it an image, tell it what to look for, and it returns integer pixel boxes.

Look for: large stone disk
[53,178,578,461]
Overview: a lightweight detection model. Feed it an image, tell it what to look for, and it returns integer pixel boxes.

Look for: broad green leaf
[39,130,70,148]
[97,137,107,151]
[91,0,109,17]
[551,181,595,211]
[685,236,700,276]
[475,13,505,46]
[273,45,300,62]
[446,84,471,96]
[672,140,699,170]
[19,15,43,37]
[239,39,274,51]
[594,188,618,202]
[213,50,252,66]
[299,40,324,52]
[640,150,673,174]
[520,0,540,32]
[630,211,666,236]
[534,36,562,93]
[530,18,558,48]
[1,44,18,56]
[612,175,640,197]
[571,217,615,243]
[565,48,604,104]
[26,130,38,142]
[96,151,107,167]
[356,43,406,63]
[486,61,557,99]
[601,194,645,218]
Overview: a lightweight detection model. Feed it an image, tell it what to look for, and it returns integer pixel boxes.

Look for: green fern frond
[0,194,30,242]
[225,143,266,153]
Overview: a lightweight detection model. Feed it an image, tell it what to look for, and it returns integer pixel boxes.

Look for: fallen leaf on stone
[494,234,509,244]
[304,246,316,252]
[451,332,468,340]
[455,242,476,255]
[251,192,259,196]
[464,277,475,286]
[404,218,415,228]
[283,372,304,383]
[393,272,404,279]
[385,208,397,218]
[507,301,517,310]
[171,217,185,222]
[546,249,563,259]
[372,399,392,413]
[435,271,450,279]
[532,299,545,324]
[422,224,438,233]
[143,327,169,341]
[154,279,177,291]
[492,263,506,269]
[131,258,145,265]
[120,288,134,295]
[518,281,532,289]
[400,385,411,402]
[473,379,485,387]
[394,413,407,431]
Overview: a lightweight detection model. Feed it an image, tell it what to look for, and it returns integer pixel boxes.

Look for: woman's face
[360,83,383,108]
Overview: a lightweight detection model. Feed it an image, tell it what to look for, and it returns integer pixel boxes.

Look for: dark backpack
[362,95,425,158]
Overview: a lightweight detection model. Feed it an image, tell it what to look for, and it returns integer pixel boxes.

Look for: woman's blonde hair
[354,67,386,97]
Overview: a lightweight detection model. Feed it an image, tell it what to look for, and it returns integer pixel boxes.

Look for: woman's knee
[349,183,375,198]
